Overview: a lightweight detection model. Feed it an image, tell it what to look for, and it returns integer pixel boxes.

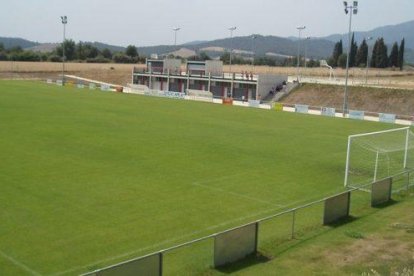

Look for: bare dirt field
[0,61,144,86]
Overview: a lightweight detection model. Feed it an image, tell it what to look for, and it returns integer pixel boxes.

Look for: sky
[1,0,413,47]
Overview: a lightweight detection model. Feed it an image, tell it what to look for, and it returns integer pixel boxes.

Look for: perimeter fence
[43,78,414,125]
[82,170,414,276]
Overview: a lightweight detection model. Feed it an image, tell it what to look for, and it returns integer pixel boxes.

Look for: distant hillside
[0,37,125,53]
[86,42,125,53]
[322,20,414,50]
[0,37,39,49]
[406,49,414,65]
[27,43,59,53]
[137,35,335,60]
[2,20,413,63]
[182,40,208,46]
[28,41,126,53]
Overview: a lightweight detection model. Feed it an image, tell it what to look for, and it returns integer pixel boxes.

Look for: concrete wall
[187,61,206,75]
[205,60,223,77]
[257,74,287,101]
[146,59,164,73]
[163,59,181,74]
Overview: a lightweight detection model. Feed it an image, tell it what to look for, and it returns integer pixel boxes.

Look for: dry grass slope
[282,83,414,116]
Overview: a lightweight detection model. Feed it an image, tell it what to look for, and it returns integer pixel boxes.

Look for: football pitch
[0,80,395,275]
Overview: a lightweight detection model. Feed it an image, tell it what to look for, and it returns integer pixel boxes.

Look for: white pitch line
[192,181,283,207]
[51,206,283,276]
[0,250,41,276]
[194,172,250,185]
[52,174,300,275]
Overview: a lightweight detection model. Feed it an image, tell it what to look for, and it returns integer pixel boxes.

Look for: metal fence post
[255,222,259,253]
[291,210,296,239]
[159,252,163,276]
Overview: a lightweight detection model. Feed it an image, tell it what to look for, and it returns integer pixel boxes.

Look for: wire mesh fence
[82,171,413,276]
[162,238,213,275]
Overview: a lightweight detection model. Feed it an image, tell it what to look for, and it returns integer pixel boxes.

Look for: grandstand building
[132,58,287,101]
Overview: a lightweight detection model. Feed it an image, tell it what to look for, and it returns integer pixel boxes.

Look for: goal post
[344,127,413,188]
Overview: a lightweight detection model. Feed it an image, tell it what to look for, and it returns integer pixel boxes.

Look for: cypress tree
[388,42,399,68]
[349,33,358,67]
[356,39,367,67]
[331,40,343,67]
[370,39,379,68]
[398,38,405,70]
[377,38,388,68]
[355,39,368,67]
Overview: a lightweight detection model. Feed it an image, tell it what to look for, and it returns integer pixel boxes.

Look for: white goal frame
[344,127,411,187]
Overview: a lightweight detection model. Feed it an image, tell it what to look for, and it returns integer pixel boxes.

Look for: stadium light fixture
[228,26,237,72]
[173,27,181,46]
[343,1,348,14]
[342,1,358,117]
[61,16,67,85]
[365,36,373,84]
[296,26,306,82]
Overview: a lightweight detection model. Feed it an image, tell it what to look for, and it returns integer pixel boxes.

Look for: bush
[337,54,348,68]
[48,55,62,62]
[86,56,111,63]
[113,53,136,64]
[0,52,7,61]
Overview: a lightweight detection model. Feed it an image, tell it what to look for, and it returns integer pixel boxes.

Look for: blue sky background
[1,0,413,46]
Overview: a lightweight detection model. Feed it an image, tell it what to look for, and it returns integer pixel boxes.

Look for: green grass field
[0,80,397,275]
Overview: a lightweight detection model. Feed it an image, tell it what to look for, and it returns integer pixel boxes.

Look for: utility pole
[296,26,306,82]
[228,26,237,72]
[365,36,373,84]
[61,16,67,85]
[342,1,358,117]
[173,27,181,46]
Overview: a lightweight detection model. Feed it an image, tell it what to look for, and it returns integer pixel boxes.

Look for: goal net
[344,127,414,189]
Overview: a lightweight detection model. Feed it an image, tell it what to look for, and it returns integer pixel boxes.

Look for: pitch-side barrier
[81,172,413,275]
[45,79,414,126]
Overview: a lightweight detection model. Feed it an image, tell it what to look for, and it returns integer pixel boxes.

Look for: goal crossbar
[348,127,409,139]
[344,127,411,187]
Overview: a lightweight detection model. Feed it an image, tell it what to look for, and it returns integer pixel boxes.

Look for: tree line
[0,38,321,68]
[328,34,405,70]
[0,39,145,63]
[219,52,320,68]
[0,36,406,69]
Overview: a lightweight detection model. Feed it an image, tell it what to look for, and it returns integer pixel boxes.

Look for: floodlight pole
[61,16,67,85]
[304,37,311,70]
[365,36,373,84]
[173,27,181,46]
[251,34,257,66]
[296,26,306,82]
[228,26,237,72]
[342,1,358,117]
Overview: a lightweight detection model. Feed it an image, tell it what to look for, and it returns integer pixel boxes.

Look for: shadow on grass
[215,252,271,274]
[371,199,398,209]
[325,215,359,228]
